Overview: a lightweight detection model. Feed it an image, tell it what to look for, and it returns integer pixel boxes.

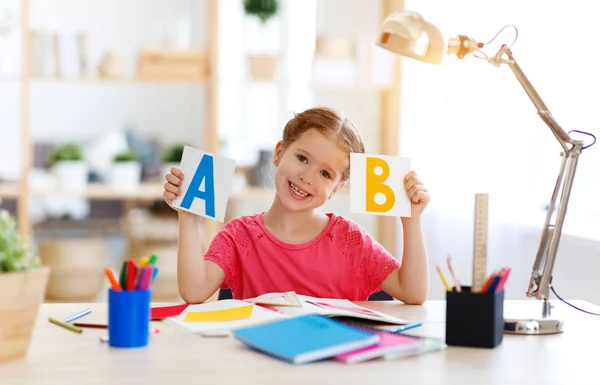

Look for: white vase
[110,161,141,192]
[53,161,88,191]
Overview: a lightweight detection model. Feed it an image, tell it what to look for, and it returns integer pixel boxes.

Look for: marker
[151,266,159,284]
[49,317,82,333]
[148,254,158,265]
[104,268,122,291]
[495,267,512,292]
[65,308,91,323]
[139,256,149,267]
[119,260,128,288]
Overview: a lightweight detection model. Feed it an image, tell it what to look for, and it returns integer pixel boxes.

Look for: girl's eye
[297,155,307,163]
[321,170,331,179]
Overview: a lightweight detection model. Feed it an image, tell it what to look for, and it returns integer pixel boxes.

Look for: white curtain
[399,0,600,303]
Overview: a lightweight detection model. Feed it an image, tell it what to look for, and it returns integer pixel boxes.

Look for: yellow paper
[184,304,254,322]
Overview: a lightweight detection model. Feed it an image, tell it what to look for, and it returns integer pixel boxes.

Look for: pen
[388,322,422,333]
[65,308,91,323]
[435,264,451,291]
[49,317,82,333]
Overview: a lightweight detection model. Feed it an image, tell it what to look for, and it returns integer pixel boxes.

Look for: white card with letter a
[349,153,412,217]
[172,145,236,222]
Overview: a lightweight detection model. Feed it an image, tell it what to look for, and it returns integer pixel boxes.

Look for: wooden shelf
[0,183,20,199]
[30,77,207,85]
[29,181,165,201]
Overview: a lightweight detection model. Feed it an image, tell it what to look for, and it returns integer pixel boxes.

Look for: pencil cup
[445,286,504,348]
[108,288,151,348]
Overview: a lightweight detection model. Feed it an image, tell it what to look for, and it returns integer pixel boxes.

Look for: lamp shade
[376,11,446,65]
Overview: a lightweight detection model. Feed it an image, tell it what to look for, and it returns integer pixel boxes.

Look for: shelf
[29,181,165,201]
[30,77,207,85]
[217,78,392,92]
[0,183,20,199]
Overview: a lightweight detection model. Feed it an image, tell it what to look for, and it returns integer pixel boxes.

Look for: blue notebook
[232,314,380,364]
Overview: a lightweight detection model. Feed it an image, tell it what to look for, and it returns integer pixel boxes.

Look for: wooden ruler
[471,193,489,292]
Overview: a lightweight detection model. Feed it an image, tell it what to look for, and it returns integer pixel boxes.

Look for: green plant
[113,149,138,162]
[162,144,185,163]
[0,203,40,272]
[243,0,278,24]
[49,144,83,164]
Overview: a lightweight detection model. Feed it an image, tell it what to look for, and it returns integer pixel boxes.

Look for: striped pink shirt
[203,212,400,301]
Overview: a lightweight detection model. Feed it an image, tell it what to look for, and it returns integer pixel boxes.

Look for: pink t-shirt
[203,212,401,301]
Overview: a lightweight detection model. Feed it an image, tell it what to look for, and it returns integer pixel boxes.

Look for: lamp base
[503,318,564,335]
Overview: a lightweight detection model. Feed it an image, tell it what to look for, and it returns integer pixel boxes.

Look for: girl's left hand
[404,171,430,217]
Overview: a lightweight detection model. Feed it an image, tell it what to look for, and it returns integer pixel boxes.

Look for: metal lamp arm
[493,45,576,151]
[490,45,584,307]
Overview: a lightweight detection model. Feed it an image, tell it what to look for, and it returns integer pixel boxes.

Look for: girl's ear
[273,141,285,166]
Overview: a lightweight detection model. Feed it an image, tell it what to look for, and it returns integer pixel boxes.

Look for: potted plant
[49,143,88,191]
[243,0,280,81]
[110,149,141,192]
[0,202,50,362]
[161,143,185,179]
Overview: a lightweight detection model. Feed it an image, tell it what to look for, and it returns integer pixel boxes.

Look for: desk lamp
[376,11,592,335]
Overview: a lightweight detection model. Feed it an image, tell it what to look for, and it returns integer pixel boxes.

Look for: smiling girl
[163,107,430,304]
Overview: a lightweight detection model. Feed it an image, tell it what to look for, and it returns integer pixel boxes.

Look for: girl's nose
[298,172,314,185]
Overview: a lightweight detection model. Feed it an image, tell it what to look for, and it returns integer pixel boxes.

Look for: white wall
[397,0,600,305]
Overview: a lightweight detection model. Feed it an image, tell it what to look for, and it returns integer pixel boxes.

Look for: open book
[271,294,408,325]
[164,292,409,336]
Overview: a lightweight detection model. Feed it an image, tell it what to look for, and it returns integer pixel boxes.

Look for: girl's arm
[380,171,430,304]
[381,217,429,305]
[176,212,225,303]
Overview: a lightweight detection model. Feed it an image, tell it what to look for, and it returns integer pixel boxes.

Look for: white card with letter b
[172,145,236,223]
[349,153,412,217]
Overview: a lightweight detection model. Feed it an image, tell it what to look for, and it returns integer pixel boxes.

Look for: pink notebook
[335,328,423,364]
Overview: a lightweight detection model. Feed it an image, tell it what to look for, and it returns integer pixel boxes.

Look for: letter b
[366,157,395,212]
[180,155,215,218]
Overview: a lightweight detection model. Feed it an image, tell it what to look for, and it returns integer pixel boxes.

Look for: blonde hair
[281,107,365,181]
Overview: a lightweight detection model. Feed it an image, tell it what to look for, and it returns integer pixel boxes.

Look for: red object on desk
[151,304,189,320]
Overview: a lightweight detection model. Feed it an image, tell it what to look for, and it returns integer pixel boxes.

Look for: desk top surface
[1,299,598,385]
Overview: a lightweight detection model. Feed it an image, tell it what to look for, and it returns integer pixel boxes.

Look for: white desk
[1,300,598,385]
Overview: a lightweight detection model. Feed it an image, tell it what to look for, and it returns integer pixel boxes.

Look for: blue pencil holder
[107,288,151,348]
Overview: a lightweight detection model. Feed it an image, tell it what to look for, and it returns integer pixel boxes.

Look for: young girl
[163,107,430,305]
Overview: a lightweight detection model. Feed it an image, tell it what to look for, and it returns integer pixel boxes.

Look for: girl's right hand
[163,167,184,208]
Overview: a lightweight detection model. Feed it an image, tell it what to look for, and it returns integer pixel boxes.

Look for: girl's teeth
[291,183,308,197]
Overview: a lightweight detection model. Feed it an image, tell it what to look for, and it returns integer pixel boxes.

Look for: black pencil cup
[445,286,504,348]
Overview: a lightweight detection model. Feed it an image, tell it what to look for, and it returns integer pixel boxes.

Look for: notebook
[165,299,285,335]
[335,327,423,364]
[232,314,381,364]
[384,335,445,360]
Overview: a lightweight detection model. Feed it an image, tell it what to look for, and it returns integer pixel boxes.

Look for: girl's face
[272,129,349,212]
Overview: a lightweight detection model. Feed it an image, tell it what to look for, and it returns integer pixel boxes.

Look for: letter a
[366,157,395,212]
[180,154,215,218]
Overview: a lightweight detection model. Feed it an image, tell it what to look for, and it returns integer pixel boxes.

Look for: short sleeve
[203,220,241,294]
[346,224,401,297]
